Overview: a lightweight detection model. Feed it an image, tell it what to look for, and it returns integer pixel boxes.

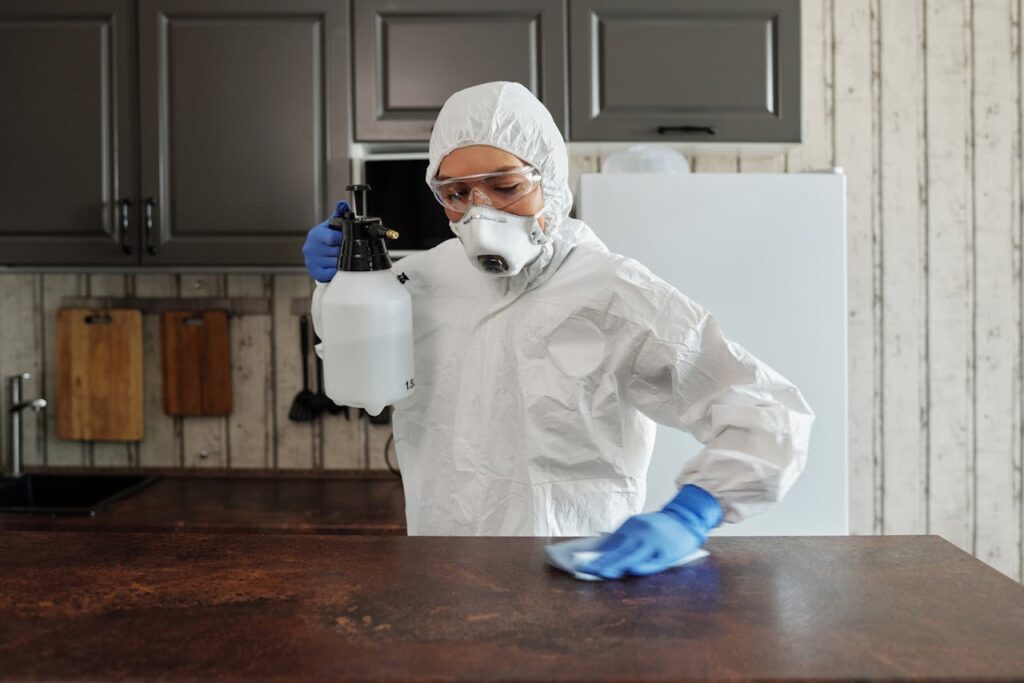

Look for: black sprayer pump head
[328,184,400,272]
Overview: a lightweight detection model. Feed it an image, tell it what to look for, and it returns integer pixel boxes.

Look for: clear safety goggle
[429,165,542,212]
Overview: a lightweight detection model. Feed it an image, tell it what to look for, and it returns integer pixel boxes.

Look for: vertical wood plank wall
[1,0,1022,581]
[0,269,388,472]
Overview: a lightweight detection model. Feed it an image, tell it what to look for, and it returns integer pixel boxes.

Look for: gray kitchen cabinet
[353,0,566,141]
[569,0,800,142]
[138,0,350,265]
[0,0,348,267]
[0,0,139,265]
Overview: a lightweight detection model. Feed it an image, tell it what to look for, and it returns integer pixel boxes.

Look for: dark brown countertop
[0,472,407,534]
[1,533,1022,682]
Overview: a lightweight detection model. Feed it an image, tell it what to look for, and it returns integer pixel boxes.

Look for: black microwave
[361,158,453,254]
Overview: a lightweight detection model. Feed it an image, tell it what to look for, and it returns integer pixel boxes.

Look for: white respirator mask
[449,204,549,277]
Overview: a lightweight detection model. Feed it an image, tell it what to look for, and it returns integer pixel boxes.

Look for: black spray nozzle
[369,224,400,240]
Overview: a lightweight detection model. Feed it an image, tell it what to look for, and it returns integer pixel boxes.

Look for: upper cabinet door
[138,0,349,266]
[0,0,138,265]
[570,0,800,142]
[353,0,566,141]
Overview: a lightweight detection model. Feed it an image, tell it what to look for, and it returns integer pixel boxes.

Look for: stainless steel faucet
[8,373,47,478]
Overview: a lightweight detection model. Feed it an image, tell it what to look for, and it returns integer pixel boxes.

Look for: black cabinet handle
[118,198,133,254]
[657,125,718,135]
[144,197,159,255]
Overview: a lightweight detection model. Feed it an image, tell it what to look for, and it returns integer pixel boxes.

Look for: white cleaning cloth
[544,535,709,581]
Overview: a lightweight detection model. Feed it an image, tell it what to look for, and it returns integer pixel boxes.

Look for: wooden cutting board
[56,308,144,441]
[160,310,232,416]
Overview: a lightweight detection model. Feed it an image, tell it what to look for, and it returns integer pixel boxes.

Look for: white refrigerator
[579,171,848,536]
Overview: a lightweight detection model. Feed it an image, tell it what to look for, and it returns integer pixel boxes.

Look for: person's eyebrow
[435,164,525,181]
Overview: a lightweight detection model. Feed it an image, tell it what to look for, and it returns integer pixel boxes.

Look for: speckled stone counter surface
[1,533,1023,681]
[0,472,406,534]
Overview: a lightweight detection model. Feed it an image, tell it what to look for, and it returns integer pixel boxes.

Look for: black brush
[309,354,334,417]
[288,316,318,421]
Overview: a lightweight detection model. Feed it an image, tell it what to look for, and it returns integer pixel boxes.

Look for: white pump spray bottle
[319,184,415,416]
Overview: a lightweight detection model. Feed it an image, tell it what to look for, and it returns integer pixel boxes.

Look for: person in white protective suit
[304,81,815,580]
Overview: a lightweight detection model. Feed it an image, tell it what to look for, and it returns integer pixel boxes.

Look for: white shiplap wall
[0,0,1020,580]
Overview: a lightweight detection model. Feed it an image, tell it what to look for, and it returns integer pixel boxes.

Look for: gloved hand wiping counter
[305,81,815,581]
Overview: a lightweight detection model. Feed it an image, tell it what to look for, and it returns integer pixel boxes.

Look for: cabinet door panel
[139,0,348,265]
[0,0,137,265]
[570,0,800,142]
[354,0,566,141]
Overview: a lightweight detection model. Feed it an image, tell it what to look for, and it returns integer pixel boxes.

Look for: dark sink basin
[0,474,162,516]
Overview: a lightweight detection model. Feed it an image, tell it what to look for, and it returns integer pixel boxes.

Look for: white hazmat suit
[312,81,815,536]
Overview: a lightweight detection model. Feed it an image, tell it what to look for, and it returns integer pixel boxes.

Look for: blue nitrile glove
[303,200,350,282]
[576,484,723,580]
